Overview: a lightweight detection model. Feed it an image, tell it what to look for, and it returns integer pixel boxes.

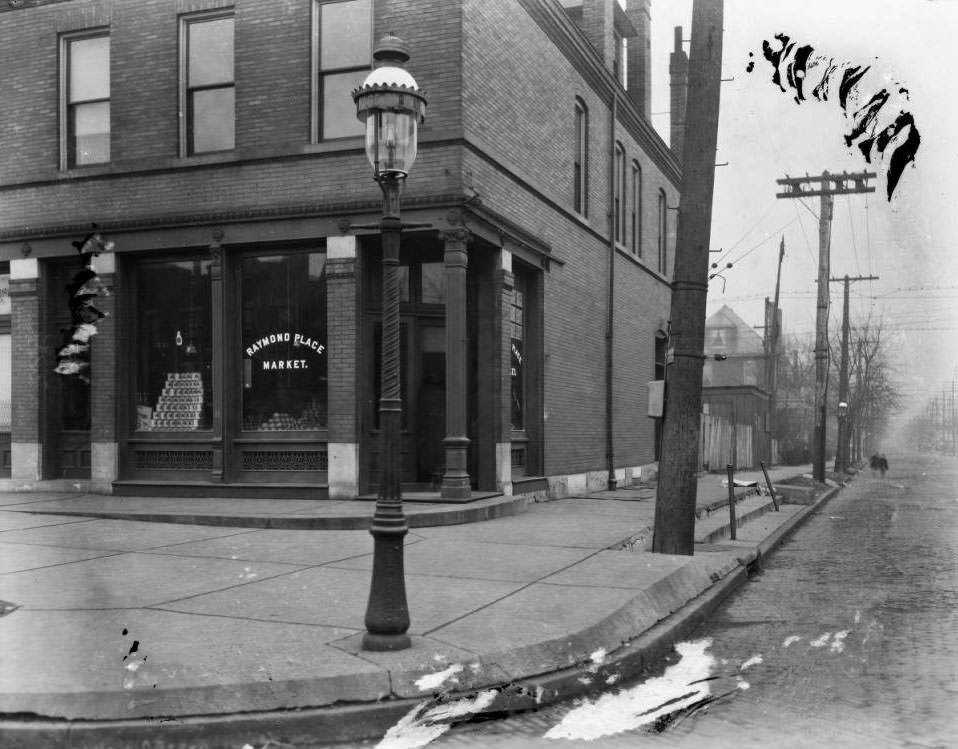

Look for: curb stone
[0,483,846,748]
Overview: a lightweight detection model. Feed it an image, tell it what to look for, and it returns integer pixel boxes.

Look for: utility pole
[652,0,723,556]
[764,236,785,463]
[830,274,878,474]
[775,171,875,482]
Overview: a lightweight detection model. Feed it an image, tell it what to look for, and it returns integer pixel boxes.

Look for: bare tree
[831,316,903,463]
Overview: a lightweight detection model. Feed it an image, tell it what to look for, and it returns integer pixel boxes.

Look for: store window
[135,258,213,432]
[313,0,371,141]
[182,13,234,155]
[242,252,327,431]
[62,31,110,168]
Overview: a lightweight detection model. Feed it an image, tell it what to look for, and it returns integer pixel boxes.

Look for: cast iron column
[363,174,411,651]
[441,229,471,499]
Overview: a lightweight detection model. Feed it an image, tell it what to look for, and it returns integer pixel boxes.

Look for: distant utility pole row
[775,170,876,482]
[830,274,879,474]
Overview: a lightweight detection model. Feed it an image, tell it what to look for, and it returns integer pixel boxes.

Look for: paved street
[353,452,958,749]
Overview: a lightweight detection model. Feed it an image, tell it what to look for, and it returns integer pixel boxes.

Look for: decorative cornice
[0,193,467,243]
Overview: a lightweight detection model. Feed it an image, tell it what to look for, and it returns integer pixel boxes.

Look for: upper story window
[631,161,642,256]
[313,0,372,141]
[574,98,589,217]
[657,189,668,273]
[614,142,625,244]
[61,31,110,168]
[181,12,235,156]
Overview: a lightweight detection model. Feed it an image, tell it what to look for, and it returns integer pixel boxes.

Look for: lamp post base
[362,631,412,652]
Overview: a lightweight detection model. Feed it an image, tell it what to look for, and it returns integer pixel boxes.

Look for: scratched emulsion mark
[121,626,157,691]
[748,35,920,200]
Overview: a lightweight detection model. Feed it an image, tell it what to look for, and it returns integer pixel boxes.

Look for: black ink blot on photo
[757,34,920,200]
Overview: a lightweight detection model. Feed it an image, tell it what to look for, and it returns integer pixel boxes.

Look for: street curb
[0,484,846,748]
[9,494,529,530]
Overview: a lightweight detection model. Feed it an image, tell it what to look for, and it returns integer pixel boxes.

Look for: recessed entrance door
[367,315,446,490]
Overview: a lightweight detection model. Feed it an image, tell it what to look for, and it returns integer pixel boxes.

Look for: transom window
[313,0,372,141]
[62,32,110,168]
[181,13,235,155]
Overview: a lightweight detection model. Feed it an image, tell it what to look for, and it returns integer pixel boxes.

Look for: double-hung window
[631,161,642,256]
[62,32,110,168]
[614,142,626,244]
[313,0,372,141]
[181,12,235,155]
[657,189,668,273]
[574,98,589,216]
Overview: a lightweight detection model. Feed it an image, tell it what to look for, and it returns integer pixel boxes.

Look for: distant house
[700,305,772,470]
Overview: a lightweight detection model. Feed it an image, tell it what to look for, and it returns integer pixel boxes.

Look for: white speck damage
[782,635,802,648]
[414,664,464,692]
[740,654,763,670]
[543,639,717,741]
[376,690,498,749]
[830,630,850,653]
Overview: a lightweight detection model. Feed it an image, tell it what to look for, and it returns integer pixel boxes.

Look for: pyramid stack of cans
[151,372,204,431]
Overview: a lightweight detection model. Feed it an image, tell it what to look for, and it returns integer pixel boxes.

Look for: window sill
[301,136,364,155]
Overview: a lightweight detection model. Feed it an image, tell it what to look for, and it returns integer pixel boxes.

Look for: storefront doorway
[361,237,479,493]
[44,260,91,479]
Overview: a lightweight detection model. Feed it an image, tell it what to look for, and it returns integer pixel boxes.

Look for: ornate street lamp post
[353,35,427,652]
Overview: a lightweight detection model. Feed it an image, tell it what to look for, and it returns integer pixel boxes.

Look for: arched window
[657,189,667,273]
[614,142,625,243]
[574,98,589,217]
[631,161,642,256]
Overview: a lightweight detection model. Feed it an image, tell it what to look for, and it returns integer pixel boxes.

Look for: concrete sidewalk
[0,464,829,748]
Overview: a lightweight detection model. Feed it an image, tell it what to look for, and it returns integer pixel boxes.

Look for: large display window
[135,257,213,432]
[241,251,327,431]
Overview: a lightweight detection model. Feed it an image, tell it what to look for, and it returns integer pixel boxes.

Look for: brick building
[0,0,680,499]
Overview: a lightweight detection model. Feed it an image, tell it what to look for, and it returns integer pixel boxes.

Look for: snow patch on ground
[543,639,716,741]
[377,690,498,749]
[740,654,763,670]
[830,630,850,653]
[810,632,832,648]
[414,664,464,692]
[782,635,802,648]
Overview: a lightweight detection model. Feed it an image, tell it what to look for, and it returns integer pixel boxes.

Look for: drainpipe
[606,90,618,491]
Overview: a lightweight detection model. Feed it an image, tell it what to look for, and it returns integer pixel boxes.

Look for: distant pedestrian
[878,453,889,478]
[870,453,880,476]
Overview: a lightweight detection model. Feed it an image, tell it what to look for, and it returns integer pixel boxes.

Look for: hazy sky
[643,0,958,410]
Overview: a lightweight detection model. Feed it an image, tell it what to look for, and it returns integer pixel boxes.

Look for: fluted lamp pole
[353,34,427,652]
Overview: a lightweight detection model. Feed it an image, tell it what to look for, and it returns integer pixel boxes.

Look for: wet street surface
[335,453,958,749]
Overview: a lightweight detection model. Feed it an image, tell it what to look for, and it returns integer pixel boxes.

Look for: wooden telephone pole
[652,0,723,556]
[775,171,875,482]
[830,274,879,474]
[764,236,785,462]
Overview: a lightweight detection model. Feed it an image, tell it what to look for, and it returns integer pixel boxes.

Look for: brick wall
[10,277,42,443]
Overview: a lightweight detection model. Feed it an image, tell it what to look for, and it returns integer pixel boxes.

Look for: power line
[846,195,862,277]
